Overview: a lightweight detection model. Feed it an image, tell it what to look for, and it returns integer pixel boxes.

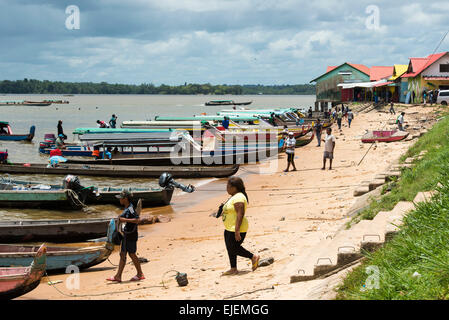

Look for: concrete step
[369,179,386,191]
[290,192,435,283]
[384,201,416,241]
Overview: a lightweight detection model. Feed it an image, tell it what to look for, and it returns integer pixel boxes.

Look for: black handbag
[112,222,123,245]
[215,203,225,218]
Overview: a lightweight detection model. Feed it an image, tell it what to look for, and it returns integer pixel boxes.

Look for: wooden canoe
[0,219,115,272]
[0,187,84,210]
[0,218,114,243]
[0,178,176,209]
[0,163,240,178]
[66,148,279,166]
[361,130,409,143]
[0,244,46,300]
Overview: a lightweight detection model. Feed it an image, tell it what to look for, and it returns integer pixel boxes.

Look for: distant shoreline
[0,79,316,96]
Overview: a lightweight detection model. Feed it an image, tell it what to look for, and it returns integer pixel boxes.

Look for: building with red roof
[400,52,449,103]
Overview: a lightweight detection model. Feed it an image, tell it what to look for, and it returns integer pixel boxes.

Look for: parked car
[437,89,449,105]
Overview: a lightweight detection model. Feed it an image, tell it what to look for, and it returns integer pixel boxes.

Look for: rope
[357,112,395,166]
[66,189,88,209]
[44,271,165,298]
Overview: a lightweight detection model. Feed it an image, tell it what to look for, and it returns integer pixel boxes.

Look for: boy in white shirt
[283,132,297,172]
[322,127,336,170]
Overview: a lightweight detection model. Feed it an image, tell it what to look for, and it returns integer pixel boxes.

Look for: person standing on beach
[109,114,117,128]
[336,108,343,130]
[347,109,354,128]
[397,112,405,131]
[57,120,67,140]
[107,190,145,283]
[314,119,323,147]
[389,102,396,115]
[283,131,297,172]
[322,127,335,170]
[220,177,260,275]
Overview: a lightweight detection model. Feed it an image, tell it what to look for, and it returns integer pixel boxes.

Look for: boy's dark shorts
[121,238,137,254]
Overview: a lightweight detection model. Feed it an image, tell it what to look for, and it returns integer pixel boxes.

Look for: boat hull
[361,130,409,143]
[0,219,113,243]
[0,244,112,272]
[0,245,46,299]
[66,148,279,166]
[0,189,83,210]
[0,163,239,178]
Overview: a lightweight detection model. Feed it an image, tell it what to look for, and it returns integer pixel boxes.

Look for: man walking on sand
[322,127,335,170]
[397,112,405,131]
[283,131,297,172]
[347,109,354,128]
[389,102,396,115]
[107,190,145,283]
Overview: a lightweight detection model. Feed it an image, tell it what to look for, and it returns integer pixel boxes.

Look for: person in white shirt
[322,127,336,170]
[283,131,297,172]
[397,112,405,131]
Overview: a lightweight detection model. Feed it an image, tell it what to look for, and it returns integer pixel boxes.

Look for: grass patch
[337,112,449,299]
[347,112,449,228]
[337,176,449,300]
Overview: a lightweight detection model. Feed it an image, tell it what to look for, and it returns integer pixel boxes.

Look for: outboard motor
[159,173,195,193]
[63,175,95,203]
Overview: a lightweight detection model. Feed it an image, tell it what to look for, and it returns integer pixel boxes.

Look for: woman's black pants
[224,230,253,268]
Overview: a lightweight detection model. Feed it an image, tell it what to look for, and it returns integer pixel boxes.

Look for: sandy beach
[20,105,436,300]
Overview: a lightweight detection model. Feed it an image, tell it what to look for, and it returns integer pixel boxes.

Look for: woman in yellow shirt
[221,177,260,275]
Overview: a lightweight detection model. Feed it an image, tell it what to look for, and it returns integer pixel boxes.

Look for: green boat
[153,115,261,122]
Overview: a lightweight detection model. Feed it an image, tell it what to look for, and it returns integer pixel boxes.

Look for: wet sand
[20,105,436,300]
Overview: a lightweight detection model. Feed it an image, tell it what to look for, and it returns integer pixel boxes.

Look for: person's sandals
[106,276,121,283]
[130,275,145,281]
[221,270,238,276]
[252,256,260,271]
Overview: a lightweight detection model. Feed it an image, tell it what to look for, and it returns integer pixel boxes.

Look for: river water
[0,94,315,220]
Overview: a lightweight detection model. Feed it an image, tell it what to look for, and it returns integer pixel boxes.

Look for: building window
[338,70,352,75]
[440,64,449,72]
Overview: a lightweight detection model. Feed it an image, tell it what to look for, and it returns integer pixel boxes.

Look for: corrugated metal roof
[311,62,370,82]
[369,66,394,81]
[389,65,408,80]
[401,52,448,78]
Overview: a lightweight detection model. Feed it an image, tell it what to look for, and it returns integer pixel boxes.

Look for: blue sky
[0,0,448,85]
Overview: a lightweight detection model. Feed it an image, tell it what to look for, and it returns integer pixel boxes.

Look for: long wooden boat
[23,101,52,107]
[0,163,240,178]
[205,100,252,106]
[0,219,114,243]
[0,219,115,272]
[66,147,279,166]
[0,184,84,210]
[295,130,315,147]
[361,130,409,143]
[0,177,175,208]
[0,122,35,142]
[0,244,46,299]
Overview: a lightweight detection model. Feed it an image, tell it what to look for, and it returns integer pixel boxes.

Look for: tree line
[0,79,315,95]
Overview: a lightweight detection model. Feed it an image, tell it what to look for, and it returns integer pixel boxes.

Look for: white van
[437,90,449,105]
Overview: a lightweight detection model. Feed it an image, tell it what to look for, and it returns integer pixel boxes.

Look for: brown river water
[0,94,315,220]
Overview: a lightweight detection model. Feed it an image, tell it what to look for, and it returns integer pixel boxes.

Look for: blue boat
[0,219,116,272]
[0,122,35,141]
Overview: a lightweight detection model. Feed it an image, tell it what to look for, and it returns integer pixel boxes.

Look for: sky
[0,0,448,85]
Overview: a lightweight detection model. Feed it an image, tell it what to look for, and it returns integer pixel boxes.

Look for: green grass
[337,113,449,300]
[347,113,449,228]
